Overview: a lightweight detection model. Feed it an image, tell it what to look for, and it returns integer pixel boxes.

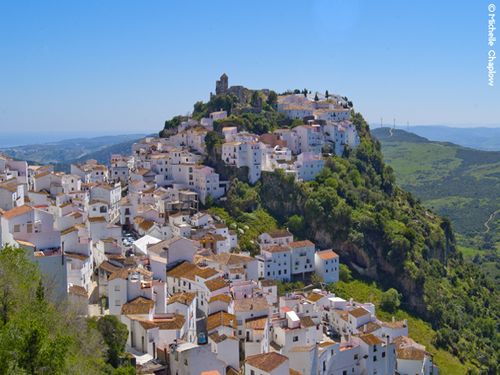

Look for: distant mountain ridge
[1,133,147,166]
[371,125,500,151]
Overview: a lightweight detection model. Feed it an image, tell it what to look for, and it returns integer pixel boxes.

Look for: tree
[311,273,324,285]
[0,246,106,374]
[302,88,308,97]
[325,90,329,98]
[290,118,303,128]
[250,91,262,109]
[286,214,306,238]
[314,93,319,101]
[339,264,353,282]
[96,315,129,368]
[380,288,401,312]
[205,131,223,154]
[266,91,278,107]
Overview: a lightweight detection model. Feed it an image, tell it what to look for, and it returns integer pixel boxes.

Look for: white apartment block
[221,140,262,184]
[314,249,340,283]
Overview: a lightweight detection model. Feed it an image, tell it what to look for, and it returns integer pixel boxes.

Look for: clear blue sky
[1,0,499,135]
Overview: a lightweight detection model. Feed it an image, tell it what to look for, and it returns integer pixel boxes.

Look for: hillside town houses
[0,76,436,375]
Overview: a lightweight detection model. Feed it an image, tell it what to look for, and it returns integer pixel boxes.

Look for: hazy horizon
[2,124,500,150]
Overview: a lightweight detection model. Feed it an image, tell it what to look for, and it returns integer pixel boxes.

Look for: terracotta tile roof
[259,279,277,287]
[121,296,154,315]
[289,345,314,352]
[88,216,106,223]
[168,261,219,281]
[245,316,268,330]
[245,352,288,372]
[2,205,32,220]
[316,249,338,260]
[380,319,407,329]
[358,333,384,346]
[61,226,78,236]
[209,294,232,304]
[207,311,237,332]
[147,237,184,255]
[108,268,130,281]
[65,252,89,261]
[0,181,17,193]
[208,332,237,344]
[139,220,154,231]
[98,261,121,274]
[290,369,302,375]
[359,322,382,334]
[264,245,290,253]
[206,253,254,266]
[393,336,427,360]
[68,285,88,297]
[167,262,197,278]
[289,240,315,248]
[205,277,228,292]
[299,316,316,328]
[349,307,370,318]
[318,340,336,348]
[233,297,269,312]
[34,171,51,179]
[267,229,292,238]
[307,292,325,302]
[168,292,196,306]
[396,346,425,360]
[132,314,186,330]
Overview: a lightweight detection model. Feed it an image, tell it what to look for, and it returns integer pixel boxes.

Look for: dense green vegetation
[164,92,499,373]
[372,127,500,284]
[0,246,135,374]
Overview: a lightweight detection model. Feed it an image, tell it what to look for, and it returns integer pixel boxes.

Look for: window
[114,285,120,291]
[13,224,20,233]
[382,351,385,358]
[373,355,377,362]
[115,300,121,306]
[250,371,255,375]
[293,336,298,342]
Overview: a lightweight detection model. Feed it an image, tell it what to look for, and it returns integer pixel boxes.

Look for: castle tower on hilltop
[215,73,228,95]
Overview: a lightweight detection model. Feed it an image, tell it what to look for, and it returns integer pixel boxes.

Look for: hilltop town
[0,76,438,375]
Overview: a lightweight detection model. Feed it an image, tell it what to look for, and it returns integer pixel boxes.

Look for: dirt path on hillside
[484,209,500,233]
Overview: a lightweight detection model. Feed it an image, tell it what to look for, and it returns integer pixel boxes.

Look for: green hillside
[372,127,500,281]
